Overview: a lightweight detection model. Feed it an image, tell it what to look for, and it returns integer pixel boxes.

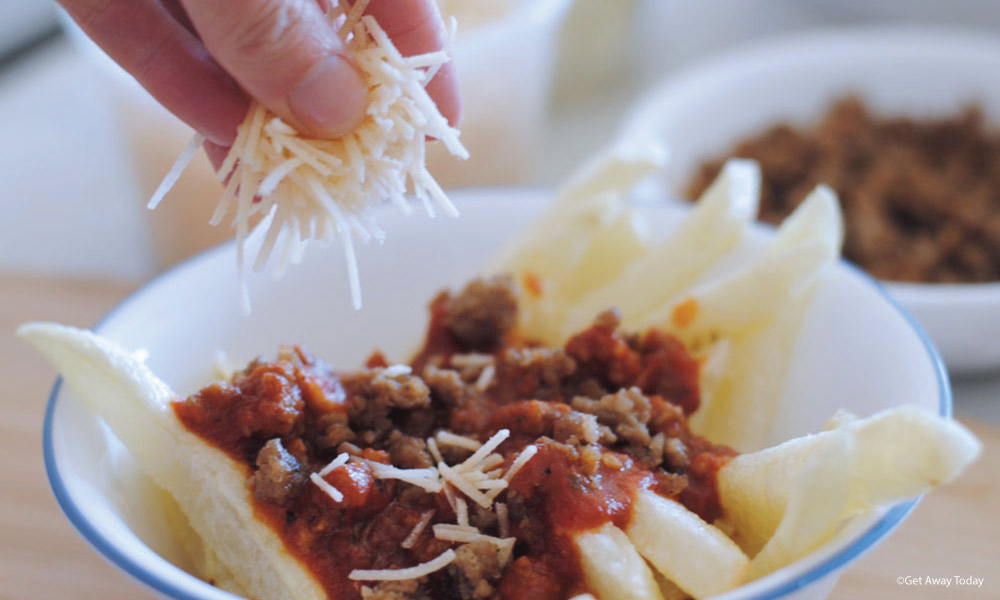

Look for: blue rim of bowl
[41,242,951,600]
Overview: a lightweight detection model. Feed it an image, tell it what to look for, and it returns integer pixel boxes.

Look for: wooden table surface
[2,273,997,600]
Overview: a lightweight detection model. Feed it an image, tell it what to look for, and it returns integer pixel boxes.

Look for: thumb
[179,0,368,139]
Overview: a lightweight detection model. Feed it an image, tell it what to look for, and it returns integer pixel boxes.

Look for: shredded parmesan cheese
[438,462,493,508]
[382,364,412,377]
[488,444,537,500]
[436,431,482,451]
[349,549,457,581]
[502,444,537,482]
[147,132,204,210]
[319,452,350,476]
[432,524,515,548]
[401,510,435,549]
[479,454,505,471]
[456,429,510,473]
[427,436,444,464]
[496,502,509,538]
[455,496,469,527]
[309,472,344,503]
[474,363,495,391]
[442,481,458,512]
[149,0,467,312]
[362,460,443,493]
[450,353,494,369]
[483,467,504,478]
[472,479,508,491]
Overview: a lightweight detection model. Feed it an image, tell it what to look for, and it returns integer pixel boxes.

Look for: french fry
[574,522,665,600]
[684,294,810,450]
[625,489,748,598]
[487,139,666,345]
[717,405,981,578]
[561,159,761,337]
[639,187,842,449]
[744,428,854,578]
[486,138,665,282]
[18,323,326,600]
[634,186,841,341]
[650,571,688,600]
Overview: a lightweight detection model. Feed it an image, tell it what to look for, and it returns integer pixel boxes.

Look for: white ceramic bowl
[619,26,1000,374]
[44,189,949,600]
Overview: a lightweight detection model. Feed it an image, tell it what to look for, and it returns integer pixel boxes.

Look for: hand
[60,0,462,165]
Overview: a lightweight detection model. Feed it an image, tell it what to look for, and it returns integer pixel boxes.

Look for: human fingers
[59,0,249,146]
[179,0,369,139]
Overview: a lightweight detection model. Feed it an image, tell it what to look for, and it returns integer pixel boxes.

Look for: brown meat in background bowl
[685,96,1000,283]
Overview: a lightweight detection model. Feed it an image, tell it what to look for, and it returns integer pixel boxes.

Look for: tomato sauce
[171,281,735,600]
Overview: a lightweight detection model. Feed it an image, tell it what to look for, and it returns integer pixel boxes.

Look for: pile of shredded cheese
[308,428,538,582]
[149,0,468,311]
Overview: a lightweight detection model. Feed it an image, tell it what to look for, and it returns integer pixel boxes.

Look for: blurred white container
[620,27,1000,374]
[552,0,637,105]
[62,0,572,269]
[429,0,573,187]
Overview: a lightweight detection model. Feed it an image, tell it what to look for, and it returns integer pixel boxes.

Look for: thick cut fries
[575,523,664,600]
[562,159,761,337]
[717,405,980,578]
[625,489,748,598]
[20,324,326,600]
[656,187,842,450]
[487,139,665,344]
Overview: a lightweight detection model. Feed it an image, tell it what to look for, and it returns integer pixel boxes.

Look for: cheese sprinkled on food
[436,430,483,451]
[456,429,510,473]
[348,549,457,581]
[318,452,350,476]
[309,472,344,503]
[400,510,435,549]
[148,0,467,312]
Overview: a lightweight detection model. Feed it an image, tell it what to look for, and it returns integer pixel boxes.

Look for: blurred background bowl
[619,27,1000,374]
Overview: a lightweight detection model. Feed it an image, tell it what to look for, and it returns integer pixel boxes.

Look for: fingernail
[288,55,368,138]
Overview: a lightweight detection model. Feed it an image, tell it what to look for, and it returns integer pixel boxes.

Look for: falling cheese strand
[149,0,467,312]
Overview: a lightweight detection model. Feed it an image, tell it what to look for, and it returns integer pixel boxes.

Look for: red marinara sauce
[171,278,737,600]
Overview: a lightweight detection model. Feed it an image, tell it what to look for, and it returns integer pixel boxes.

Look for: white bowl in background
[423,0,574,188]
[619,27,1000,374]
[43,188,948,600]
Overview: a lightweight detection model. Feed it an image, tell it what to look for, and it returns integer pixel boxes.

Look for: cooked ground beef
[388,432,434,468]
[470,503,499,532]
[496,347,576,401]
[550,410,603,446]
[685,95,1000,283]
[443,277,518,350]
[450,541,514,600]
[663,436,690,470]
[251,439,306,504]
[572,387,652,447]
[343,368,432,440]
[345,369,432,411]
[361,580,428,600]
[422,365,469,406]
[315,412,356,450]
